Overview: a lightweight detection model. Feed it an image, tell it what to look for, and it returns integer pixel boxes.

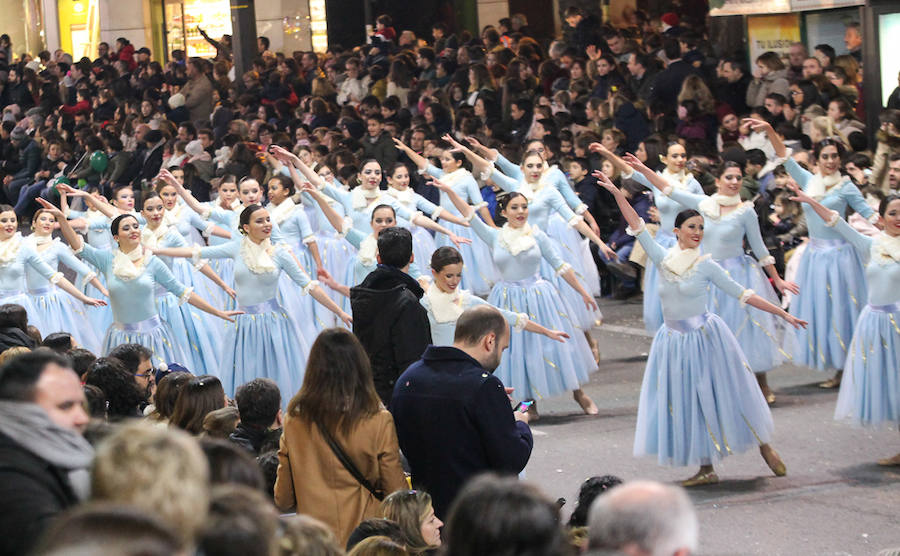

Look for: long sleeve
[375,412,408,494]
[534,230,568,272]
[322,183,354,214]
[839,181,875,220]
[783,157,813,190]
[75,243,112,272]
[463,174,486,205]
[413,193,441,218]
[494,153,524,181]
[465,294,524,328]
[490,168,521,193]
[422,163,444,178]
[274,247,313,289]
[24,249,61,282]
[703,259,751,300]
[148,258,189,299]
[552,170,587,212]
[273,433,296,511]
[830,215,873,258]
[545,188,579,223]
[344,228,366,250]
[667,188,704,210]
[635,228,668,266]
[390,302,432,375]
[469,216,498,247]
[741,208,773,262]
[53,243,95,278]
[294,210,315,243]
[470,375,533,473]
[199,239,239,260]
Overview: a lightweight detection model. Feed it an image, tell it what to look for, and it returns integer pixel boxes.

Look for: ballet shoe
[760,445,787,476]
[573,391,599,415]
[818,372,843,389]
[765,391,776,405]
[876,454,900,466]
[681,470,719,487]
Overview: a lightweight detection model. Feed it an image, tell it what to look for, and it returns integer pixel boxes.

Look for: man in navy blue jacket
[390,305,533,519]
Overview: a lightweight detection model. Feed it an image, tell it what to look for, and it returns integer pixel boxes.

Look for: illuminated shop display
[164,0,231,57]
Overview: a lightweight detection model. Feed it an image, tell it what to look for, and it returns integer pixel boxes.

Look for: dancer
[591,141,705,333]
[790,186,900,465]
[595,172,805,486]
[425,246,570,346]
[434,180,599,417]
[24,207,107,353]
[37,199,238,367]
[392,137,499,295]
[622,154,800,403]
[751,118,876,388]
[151,204,352,397]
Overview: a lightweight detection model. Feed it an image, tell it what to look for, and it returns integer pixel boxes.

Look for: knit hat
[185,140,204,158]
[168,93,185,109]
[661,13,679,28]
[10,127,28,143]
[24,60,41,73]
[716,104,736,123]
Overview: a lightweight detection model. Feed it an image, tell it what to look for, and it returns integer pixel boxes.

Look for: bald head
[588,480,698,556]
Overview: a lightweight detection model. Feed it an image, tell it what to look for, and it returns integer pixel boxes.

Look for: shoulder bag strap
[316,421,384,500]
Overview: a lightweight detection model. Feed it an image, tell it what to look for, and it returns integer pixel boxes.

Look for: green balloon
[90,150,108,173]
[50,176,70,195]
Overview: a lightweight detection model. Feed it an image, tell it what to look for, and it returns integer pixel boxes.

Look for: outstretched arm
[299,183,346,234]
[37,199,84,252]
[442,134,493,177]
[590,142,633,176]
[158,169,207,216]
[745,117,786,159]
[270,145,326,188]
[55,184,117,219]
[392,137,429,170]
[593,171,643,231]
[620,153,677,195]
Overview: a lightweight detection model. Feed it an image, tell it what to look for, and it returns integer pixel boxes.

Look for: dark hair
[110,213,139,236]
[442,473,567,556]
[430,246,463,271]
[288,328,381,436]
[814,44,836,65]
[83,384,108,418]
[84,357,147,418]
[497,191,527,214]
[257,450,279,499]
[813,138,846,160]
[454,305,509,345]
[41,332,75,353]
[199,438,265,490]
[567,475,624,527]
[199,485,280,556]
[674,209,702,228]
[234,378,281,429]
[107,343,153,375]
[745,149,767,167]
[347,519,406,551]
[662,38,680,61]
[169,375,226,434]
[238,204,266,235]
[377,226,413,267]
[713,160,743,179]
[153,371,192,421]
[267,174,294,197]
[68,347,97,379]
[0,303,29,331]
[880,194,900,217]
[0,349,72,401]
[139,190,162,212]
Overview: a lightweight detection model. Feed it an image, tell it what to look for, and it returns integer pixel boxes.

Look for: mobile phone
[515,400,534,413]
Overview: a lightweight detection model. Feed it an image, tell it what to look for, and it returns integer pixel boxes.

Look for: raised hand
[588,142,607,154]
[591,170,620,195]
[35,197,65,218]
[742,117,772,134]
[449,233,472,248]
[428,179,451,192]
[54,183,84,197]
[621,153,648,173]
[545,329,570,343]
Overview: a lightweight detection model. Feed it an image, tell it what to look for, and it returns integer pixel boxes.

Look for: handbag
[316,421,385,501]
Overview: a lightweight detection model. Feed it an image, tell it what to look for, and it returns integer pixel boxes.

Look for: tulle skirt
[208,258,237,311]
[487,275,597,401]
[28,286,103,354]
[102,315,187,369]
[710,255,796,373]
[634,312,774,467]
[834,302,900,427]
[790,238,867,371]
[154,289,222,374]
[546,212,601,297]
[411,225,437,277]
[80,264,114,334]
[642,233,676,333]
[317,230,355,322]
[218,298,310,399]
[437,220,497,297]
[277,274,327,344]
[539,234,602,331]
[0,291,40,329]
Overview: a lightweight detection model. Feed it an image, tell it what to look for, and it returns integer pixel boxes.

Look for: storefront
[161,0,231,58]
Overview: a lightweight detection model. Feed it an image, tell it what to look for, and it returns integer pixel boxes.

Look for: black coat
[351,265,431,404]
[648,60,698,107]
[0,327,36,353]
[0,431,80,556]
[390,346,533,519]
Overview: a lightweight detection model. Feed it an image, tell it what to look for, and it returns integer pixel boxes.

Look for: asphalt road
[522,297,900,556]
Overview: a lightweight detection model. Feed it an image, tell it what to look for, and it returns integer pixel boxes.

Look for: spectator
[350,226,431,404]
[717,57,751,115]
[347,518,407,552]
[587,480,698,556]
[648,38,697,107]
[230,377,283,455]
[747,52,791,108]
[0,303,36,352]
[362,114,398,172]
[107,343,155,405]
[182,58,214,124]
[169,374,227,435]
[441,474,567,556]
[274,328,406,546]
[845,22,862,62]
[391,305,532,519]
[380,489,443,554]
[0,350,93,555]
[3,127,40,204]
[280,514,345,556]
[626,52,658,103]
[348,536,408,555]
[83,357,147,419]
[199,484,280,556]
[566,475,623,529]
[145,370,192,423]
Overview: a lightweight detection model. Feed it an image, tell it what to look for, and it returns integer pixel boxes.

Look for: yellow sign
[747,14,802,63]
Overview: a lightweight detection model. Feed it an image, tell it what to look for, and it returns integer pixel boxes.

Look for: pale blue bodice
[344,228,423,285]
[424,164,485,216]
[78,243,188,324]
[636,229,748,321]
[667,190,769,262]
[301,179,348,235]
[0,244,58,293]
[421,291,519,346]
[267,203,314,248]
[25,239,94,290]
[199,239,312,306]
[207,206,285,244]
[68,209,113,249]
[490,169,577,230]
[784,158,874,240]
[630,171,704,237]
[830,218,900,306]
[321,183,413,233]
[386,189,442,228]
[470,217,566,282]
[495,154,586,212]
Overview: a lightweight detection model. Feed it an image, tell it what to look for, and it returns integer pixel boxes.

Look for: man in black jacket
[647,38,697,108]
[0,350,93,555]
[391,305,533,519]
[351,226,431,405]
[230,377,283,455]
[2,127,41,204]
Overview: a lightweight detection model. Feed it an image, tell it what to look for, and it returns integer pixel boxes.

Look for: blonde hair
[347,536,408,556]
[91,423,210,544]
[380,490,437,554]
[0,346,31,366]
[278,515,344,556]
[811,115,848,146]
[677,75,715,114]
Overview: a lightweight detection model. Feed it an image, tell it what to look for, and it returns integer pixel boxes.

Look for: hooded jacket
[350,265,431,404]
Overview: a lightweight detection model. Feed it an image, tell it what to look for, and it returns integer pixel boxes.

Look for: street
[524,298,900,556]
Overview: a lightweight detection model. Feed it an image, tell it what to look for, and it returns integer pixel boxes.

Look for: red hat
[661,13,679,27]
[716,104,736,123]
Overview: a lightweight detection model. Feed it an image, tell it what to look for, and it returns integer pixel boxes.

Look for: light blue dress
[384,186,442,273]
[168,203,226,310]
[24,237,102,353]
[783,158,874,371]
[198,238,315,398]
[0,237,64,332]
[490,168,602,331]
[469,217,597,402]
[67,209,114,332]
[632,227,774,467]
[301,181,356,310]
[629,170,705,332]
[666,190,792,373]
[420,289,525,346]
[421,164,498,295]
[495,154,601,296]
[827,218,900,427]
[149,227,222,374]
[76,243,189,368]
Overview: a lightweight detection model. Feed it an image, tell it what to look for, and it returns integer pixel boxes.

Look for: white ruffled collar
[351,186,382,210]
[425,286,468,323]
[806,172,844,200]
[661,244,706,277]
[140,223,170,250]
[162,202,185,228]
[112,245,152,281]
[660,168,692,190]
[498,223,537,256]
[267,198,296,225]
[440,168,468,185]
[240,236,277,274]
[872,232,900,264]
[0,233,23,265]
[357,233,378,267]
[386,186,415,206]
[25,234,53,248]
[697,194,746,220]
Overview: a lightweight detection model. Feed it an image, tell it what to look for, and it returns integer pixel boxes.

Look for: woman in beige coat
[274,328,407,546]
[746,52,791,108]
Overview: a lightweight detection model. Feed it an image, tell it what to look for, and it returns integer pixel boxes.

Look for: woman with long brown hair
[274,328,406,546]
